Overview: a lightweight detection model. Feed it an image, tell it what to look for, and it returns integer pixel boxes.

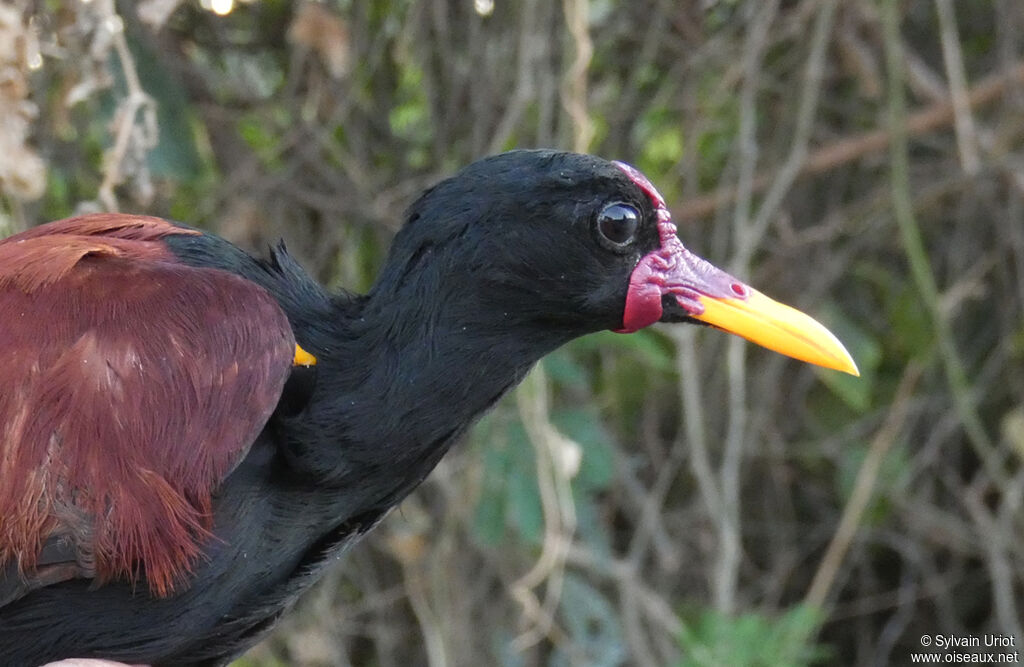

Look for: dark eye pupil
[598,203,639,246]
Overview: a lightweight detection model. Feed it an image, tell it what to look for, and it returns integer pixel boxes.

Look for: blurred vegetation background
[2,0,1023,665]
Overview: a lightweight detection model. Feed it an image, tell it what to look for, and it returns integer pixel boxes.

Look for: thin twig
[565,544,686,638]
[737,0,839,267]
[510,366,578,652]
[881,0,1004,486]
[962,485,1024,641]
[402,563,450,667]
[487,0,541,154]
[676,60,1024,220]
[506,8,593,649]
[934,0,981,174]
[714,0,780,615]
[560,0,594,152]
[804,364,923,609]
[670,327,721,529]
[97,8,157,212]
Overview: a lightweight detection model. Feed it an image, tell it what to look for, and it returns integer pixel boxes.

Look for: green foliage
[38,97,109,219]
[836,440,910,526]
[704,0,743,31]
[885,283,936,363]
[678,605,829,667]
[472,414,544,544]
[471,352,619,550]
[471,401,617,549]
[551,574,628,667]
[1011,324,1024,360]
[543,348,591,390]
[237,111,288,171]
[386,58,432,168]
[635,106,685,186]
[569,329,674,369]
[230,657,289,667]
[129,36,204,180]
[553,408,616,492]
[693,72,740,190]
[167,160,220,227]
[815,303,881,413]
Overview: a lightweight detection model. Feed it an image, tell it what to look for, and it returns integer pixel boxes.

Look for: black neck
[167,230,574,514]
[278,280,571,509]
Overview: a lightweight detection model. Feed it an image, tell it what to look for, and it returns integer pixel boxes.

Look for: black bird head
[373,149,858,375]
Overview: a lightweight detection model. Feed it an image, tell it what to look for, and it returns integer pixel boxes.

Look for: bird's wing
[0,214,296,602]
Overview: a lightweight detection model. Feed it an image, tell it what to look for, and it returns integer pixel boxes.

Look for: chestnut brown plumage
[0,215,296,599]
[0,151,856,666]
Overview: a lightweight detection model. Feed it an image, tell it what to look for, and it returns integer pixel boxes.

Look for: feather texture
[0,215,296,598]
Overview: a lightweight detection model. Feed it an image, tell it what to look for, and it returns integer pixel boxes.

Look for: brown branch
[560,0,594,153]
[97,5,157,212]
[676,60,1024,221]
[934,0,981,174]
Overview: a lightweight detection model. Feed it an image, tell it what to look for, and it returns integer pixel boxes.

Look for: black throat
[276,266,574,515]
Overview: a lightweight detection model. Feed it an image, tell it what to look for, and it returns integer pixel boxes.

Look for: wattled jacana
[0,151,857,666]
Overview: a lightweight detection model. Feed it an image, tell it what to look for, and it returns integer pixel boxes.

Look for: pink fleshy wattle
[612,161,748,333]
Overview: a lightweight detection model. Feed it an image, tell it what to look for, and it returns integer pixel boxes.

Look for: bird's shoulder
[0,213,299,603]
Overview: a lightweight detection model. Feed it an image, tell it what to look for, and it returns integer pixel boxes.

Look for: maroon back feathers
[0,214,296,597]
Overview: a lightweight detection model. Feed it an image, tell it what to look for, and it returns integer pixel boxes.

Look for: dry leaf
[288,2,351,80]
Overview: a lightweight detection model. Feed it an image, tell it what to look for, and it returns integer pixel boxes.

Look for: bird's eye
[595,203,640,249]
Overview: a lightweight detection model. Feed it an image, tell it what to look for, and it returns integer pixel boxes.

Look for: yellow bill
[693,289,859,376]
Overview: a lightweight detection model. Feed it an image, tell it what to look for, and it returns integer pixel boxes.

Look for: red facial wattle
[612,161,748,333]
